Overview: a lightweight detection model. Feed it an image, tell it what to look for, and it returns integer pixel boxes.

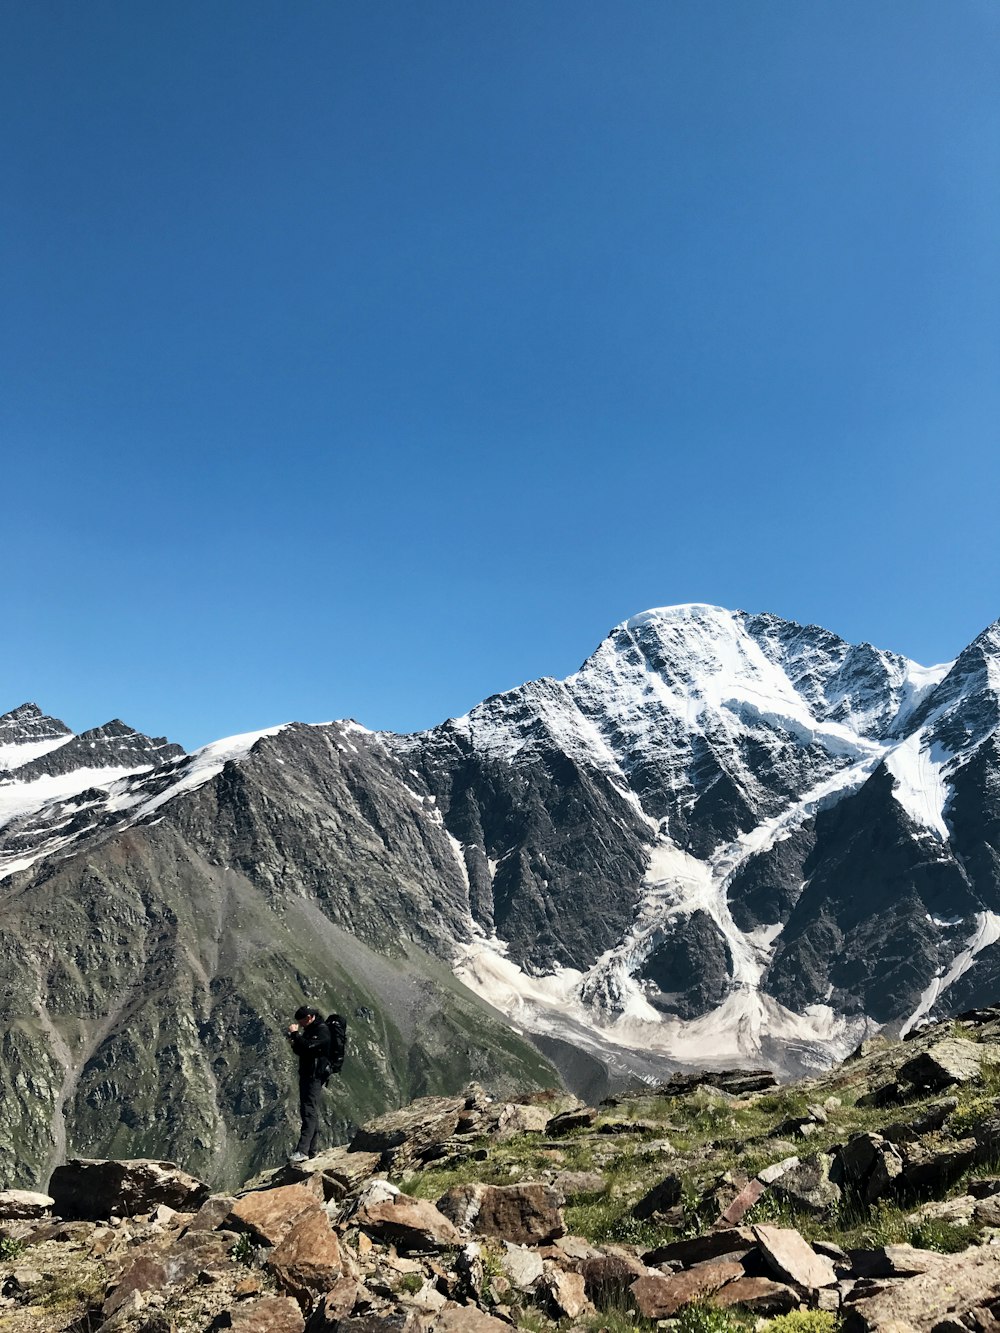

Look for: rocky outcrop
[49,1158,208,1220]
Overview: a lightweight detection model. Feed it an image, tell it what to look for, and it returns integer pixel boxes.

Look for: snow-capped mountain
[5,603,1000,1188]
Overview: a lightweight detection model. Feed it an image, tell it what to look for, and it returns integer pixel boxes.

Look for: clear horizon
[3,2,997,750]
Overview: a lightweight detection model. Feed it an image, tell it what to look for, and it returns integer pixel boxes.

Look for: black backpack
[325,1013,347,1074]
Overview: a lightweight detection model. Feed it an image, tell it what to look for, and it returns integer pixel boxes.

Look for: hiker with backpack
[285,1005,347,1163]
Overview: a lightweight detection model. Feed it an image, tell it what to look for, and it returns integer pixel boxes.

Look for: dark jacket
[290,1018,332,1082]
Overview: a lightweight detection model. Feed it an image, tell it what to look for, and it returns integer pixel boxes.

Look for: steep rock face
[0,721,557,1191]
[639,910,732,1019]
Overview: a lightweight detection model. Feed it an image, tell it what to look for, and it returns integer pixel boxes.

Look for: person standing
[285,1005,332,1162]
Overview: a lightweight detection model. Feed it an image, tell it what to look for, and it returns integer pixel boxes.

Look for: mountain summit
[3,604,1000,1188]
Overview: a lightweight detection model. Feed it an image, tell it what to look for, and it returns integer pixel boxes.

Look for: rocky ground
[10,1011,1000,1332]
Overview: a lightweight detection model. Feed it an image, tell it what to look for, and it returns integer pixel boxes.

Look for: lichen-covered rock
[349,1097,466,1160]
[898,1038,987,1092]
[494,1103,551,1138]
[436,1182,564,1245]
[834,1133,904,1203]
[841,1247,1000,1331]
[769,1152,841,1215]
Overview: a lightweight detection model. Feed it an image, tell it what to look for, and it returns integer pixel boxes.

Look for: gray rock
[834,1133,904,1203]
[643,1228,754,1268]
[899,1138,977,1199]
[898,1038,986,1091]
[757,1155,800,1185]
[769,1153,841,1215]
[549,1170,605,1199]
[545,1107,597,1136]
[499,1241,544,1291]
[632,1172,683,1220]
[847,1245,942,1278]
[753,1224,837,1289]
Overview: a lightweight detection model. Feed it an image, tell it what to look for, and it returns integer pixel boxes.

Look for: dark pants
[296,1075,325,1156]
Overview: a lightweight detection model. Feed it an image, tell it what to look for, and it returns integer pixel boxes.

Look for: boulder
[631,1172,683,1220]
[899,1138,977,1199]
[349,1096,466,1161]
[499,1241,544,1291]
[545,1106,598,1136]
[898,1038,986,1092]
[289,1148,382,1201]
[494,1103,551,1138]
[426,1305,513,1333]
[769,1152,841,1215]
[753,1224,837,1289]
[227,1185,324,1247]
[847,1245,941,1278]
[188,1194,238,1231]
[437,1182,564,1245]
[0,1189,53,1220]
[356,1194,460,1251]
[643,1227,754,1268]
[49,1158,209,1220]
[308,1275,359,1325]
[580,1252,647,1306]
[709,1277,799,1314]
[630,1262,745,1318]
[881,1098,958,1144]
[268,1210,344,1304]
[550,1170,605,1199]
[834,1134,904,1203]
[841,1247,1000,1331]
[656,1069,777,1096]
[218,1297,306,1331]
[539,1268,591,1319]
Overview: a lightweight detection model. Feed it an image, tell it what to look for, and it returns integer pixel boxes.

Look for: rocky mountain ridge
[5,604,1000,1188]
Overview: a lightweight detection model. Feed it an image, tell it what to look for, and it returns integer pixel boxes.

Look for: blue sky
[2,1,998,749]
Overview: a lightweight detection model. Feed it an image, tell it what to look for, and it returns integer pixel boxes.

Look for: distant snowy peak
[905,619,1000,759]
[0,702,73,772]
[449,603,934,774]
[8,717,185,783]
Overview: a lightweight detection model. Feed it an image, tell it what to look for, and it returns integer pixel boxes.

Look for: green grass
[759,1314,839,1333]
[0,1236,25,1261]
